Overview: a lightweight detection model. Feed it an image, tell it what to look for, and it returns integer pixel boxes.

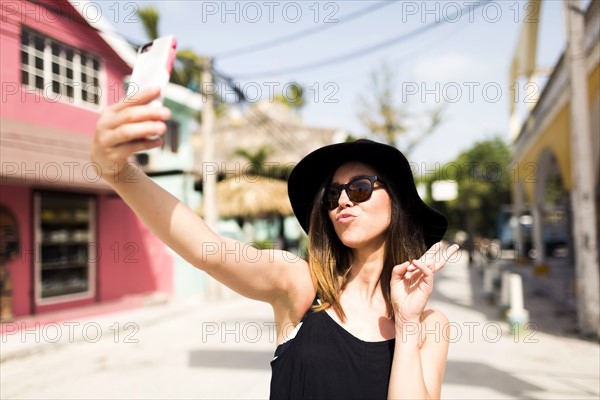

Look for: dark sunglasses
[323,176,384,210]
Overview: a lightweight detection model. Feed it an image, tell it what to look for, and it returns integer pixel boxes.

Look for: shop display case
[34,192,96,304]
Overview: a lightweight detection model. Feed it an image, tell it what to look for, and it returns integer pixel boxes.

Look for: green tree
[136,6,159,41]
[233,145,292,180]
[232,145,294,250]
[136,6,202,88]
[136,6,227,119]
[422,137,512,239]
[358,62,443,155]
[234,145,272,176]
[274,82,305,112]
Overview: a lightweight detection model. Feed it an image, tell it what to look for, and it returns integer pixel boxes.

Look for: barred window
[20,27,102,106]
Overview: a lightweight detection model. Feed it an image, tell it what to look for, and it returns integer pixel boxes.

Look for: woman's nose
[337,188,352,208]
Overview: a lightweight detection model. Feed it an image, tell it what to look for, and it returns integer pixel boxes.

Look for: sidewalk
[1,293,276,399]
[0,292,196,363]
[492,254,580,337]
[435,250,599,399]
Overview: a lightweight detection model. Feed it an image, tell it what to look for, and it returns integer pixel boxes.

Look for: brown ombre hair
[307,168,427,321]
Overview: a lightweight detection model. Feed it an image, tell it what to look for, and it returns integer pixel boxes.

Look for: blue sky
[96,0,572,167]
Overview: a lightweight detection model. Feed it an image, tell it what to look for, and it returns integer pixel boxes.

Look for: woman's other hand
[390,242,460,323]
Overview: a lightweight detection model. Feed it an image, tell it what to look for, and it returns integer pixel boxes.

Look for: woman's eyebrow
[330,174,372,185]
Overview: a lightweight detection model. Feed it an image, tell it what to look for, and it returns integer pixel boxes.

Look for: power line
[325,14,471,85]
[213,1,394,60]
[220,0,492,79]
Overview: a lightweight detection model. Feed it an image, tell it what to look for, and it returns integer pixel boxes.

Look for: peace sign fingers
[417,242,460,274]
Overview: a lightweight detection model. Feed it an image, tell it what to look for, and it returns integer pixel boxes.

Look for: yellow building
[510,0,599,337]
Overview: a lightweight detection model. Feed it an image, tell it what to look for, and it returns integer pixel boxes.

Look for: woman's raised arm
[91,87,311,305]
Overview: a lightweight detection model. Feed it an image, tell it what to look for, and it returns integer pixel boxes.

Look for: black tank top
[270,297,395,400]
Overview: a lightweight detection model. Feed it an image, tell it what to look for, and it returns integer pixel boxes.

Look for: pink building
[0,0,173,318]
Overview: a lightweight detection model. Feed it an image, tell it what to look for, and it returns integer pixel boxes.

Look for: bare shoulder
[421,308,449,326]
[272,250,312,289]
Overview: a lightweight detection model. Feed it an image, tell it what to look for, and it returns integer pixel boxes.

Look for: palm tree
[234,145,272,176]
[274,82,306,112]
[136,6,159,41]
[136,6,203,88]
[135,6,228,119]
[233,145,293,180]
[232,145,294,249]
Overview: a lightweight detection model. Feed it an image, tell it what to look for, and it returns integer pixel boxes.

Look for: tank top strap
[312,292,321,307]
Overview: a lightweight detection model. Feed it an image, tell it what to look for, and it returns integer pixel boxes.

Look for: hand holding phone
[126,35,177,107]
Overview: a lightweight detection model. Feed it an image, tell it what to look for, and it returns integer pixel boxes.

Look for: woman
[92,88,459,399]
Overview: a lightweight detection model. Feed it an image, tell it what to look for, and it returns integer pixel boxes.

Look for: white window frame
[20,27,103,108]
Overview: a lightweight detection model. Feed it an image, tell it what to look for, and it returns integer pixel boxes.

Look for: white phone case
[126,35,177,107]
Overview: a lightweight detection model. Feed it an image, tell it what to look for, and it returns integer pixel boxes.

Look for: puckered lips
[336,212,356,224]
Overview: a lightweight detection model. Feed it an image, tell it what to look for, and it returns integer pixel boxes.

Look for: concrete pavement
[433,251,599,399]
[1,249,599,399]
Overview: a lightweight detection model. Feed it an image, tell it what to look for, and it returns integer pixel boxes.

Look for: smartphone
[126,35,177,107]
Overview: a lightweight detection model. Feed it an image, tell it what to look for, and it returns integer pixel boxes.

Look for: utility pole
[563,0,599,337]
[200,56,220,300]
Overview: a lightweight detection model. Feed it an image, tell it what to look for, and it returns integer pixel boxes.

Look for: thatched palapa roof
[199,175,292,219]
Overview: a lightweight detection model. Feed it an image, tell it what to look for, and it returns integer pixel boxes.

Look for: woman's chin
[337,233,372,249]
[336,228,387,251]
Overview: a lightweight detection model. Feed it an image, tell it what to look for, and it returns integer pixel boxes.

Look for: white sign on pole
[431,180,458,201]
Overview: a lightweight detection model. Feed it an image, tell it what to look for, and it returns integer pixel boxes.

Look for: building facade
[136,83,204,297]
[0,0,174,318]
[509,0,599,336]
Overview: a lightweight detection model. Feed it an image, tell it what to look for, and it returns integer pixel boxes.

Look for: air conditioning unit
[134,150,162,172]
[135,153,150,167]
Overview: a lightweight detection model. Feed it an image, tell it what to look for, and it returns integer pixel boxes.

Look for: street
[1,250,599,399]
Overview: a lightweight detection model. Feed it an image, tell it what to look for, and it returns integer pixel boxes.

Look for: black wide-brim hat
[288,139,448,248]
